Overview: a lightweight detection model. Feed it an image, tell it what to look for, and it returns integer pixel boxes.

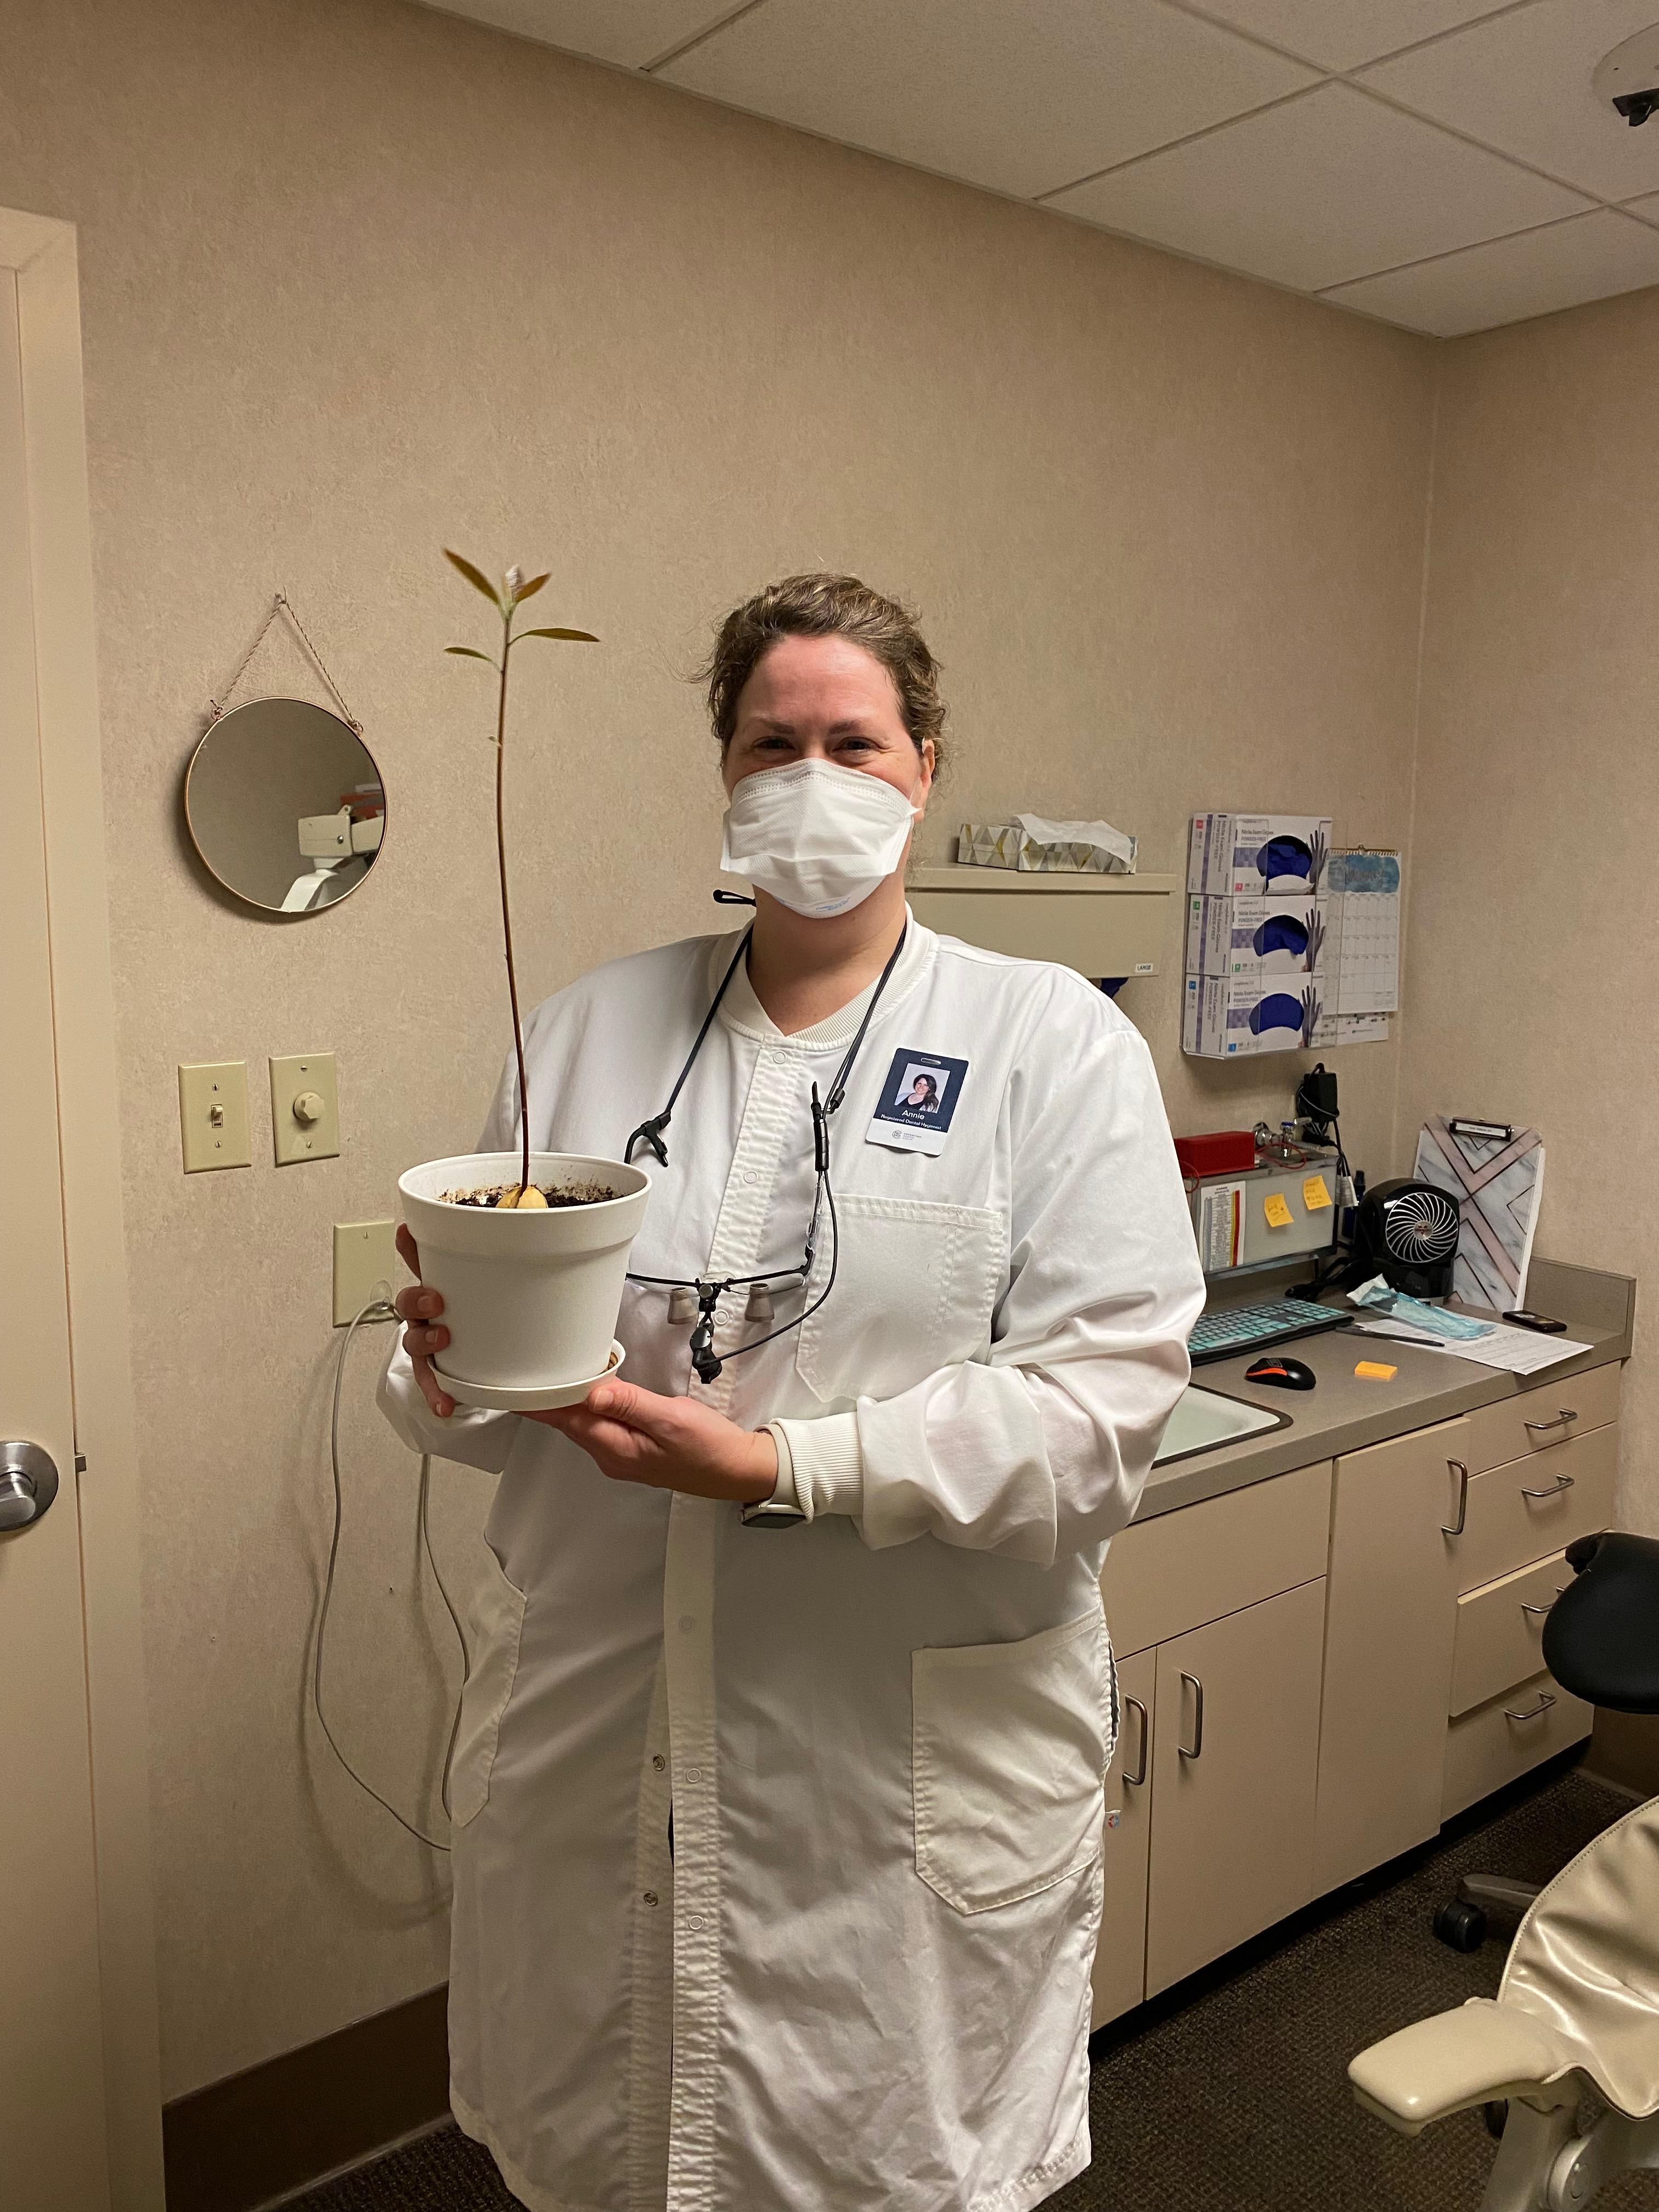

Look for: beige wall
[0,0,1441,2097]
[1398,285,1659,1539]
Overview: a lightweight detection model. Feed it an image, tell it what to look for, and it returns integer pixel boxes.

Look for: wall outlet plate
[178,1061,251,1172]
[269,1052,339,1165]
[333,1220,397,1327]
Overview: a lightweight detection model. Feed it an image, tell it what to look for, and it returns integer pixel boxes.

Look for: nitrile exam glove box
[1183,970,1336,1058]
[1185,893,1330,979]
[1188,812,1334,898]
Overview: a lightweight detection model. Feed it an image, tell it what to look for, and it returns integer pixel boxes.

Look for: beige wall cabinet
[1093,1462,1331,2029]
[1314,1362,1621,1905]
[1094,1353,1623,2039]
[1144,1577,1326,1996]
[1091,1647,1155,2029]
[1313,1417,1466,1895]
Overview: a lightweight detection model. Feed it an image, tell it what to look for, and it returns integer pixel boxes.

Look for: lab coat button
[687,1915,706,1931]
[643,1892,659,1908]
[652,1754,666,1772]
[678,1613,695,1632]
[684,1767,702,1783]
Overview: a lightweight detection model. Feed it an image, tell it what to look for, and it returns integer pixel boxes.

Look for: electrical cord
[313,1296,469,1852]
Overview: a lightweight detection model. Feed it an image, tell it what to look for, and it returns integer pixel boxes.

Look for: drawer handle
[1523,1409,1577,1435]
[1520,1584,1573,1622]
[1178,1672,1205,1760]
[1521,1473,1576,1500]
[1504,1691,1557,1723]
[1122,1696,1149,1788]
[1442,1459,1469,1537]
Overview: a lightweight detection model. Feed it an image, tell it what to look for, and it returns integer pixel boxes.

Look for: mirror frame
[184,696,387,917]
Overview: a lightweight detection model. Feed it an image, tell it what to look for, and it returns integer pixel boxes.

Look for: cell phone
[1502,1309,1566,1334]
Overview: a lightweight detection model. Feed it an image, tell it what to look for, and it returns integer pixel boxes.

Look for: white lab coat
[380,915,1204,2212]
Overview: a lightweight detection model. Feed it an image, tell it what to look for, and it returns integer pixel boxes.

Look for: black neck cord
[624,928,753,1167]
[625,917,910,1381]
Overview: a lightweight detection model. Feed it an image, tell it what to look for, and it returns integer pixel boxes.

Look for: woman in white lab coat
[381,572,1204,2212]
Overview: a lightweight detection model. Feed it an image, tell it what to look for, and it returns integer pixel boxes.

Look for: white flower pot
[398,1151,651,1409]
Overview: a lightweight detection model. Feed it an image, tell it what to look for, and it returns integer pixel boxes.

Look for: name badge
[865,1048,969,1156]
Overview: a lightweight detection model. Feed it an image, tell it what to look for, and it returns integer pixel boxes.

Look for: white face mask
[719,759,920,919]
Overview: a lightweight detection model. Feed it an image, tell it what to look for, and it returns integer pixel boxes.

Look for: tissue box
[957,822,1137,874]
[1182,970,1336,1058]
[1185,894,1331,979]
[1188,813,1333,897]
[957,822,1022,869]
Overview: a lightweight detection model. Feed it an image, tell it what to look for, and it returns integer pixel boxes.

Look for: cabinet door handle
[1521,1472,1576,1500]
[1442,1459,1469,1537]
[1504,1691,1557,1723]
[1523,1409,1577,1436]
[1122,1696,1149,1788]
[1178,1672,1204,1760]
[1520,1599,1554,1620]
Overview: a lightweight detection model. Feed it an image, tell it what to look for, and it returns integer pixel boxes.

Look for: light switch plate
[269,1052,340,1165]
[178,1061,251,1172]
[333,1219,397,1326]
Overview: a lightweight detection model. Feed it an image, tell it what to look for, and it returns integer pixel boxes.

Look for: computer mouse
[1244,1355,1316,1391]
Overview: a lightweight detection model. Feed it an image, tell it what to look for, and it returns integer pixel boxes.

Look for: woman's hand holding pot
[534,1380,777,1504]
[395,1223,456,1419]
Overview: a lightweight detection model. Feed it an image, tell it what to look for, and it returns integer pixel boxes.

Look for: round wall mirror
[185,698,386,914]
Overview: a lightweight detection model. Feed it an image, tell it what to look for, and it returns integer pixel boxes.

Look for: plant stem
[494,611,532,1200]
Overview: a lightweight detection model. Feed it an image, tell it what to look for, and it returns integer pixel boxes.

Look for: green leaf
[514,572,550,602]
[518,626,600,641]
[444,645,498,663]
[444,549,503,606]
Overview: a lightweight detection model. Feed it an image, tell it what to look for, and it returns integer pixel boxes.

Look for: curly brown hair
[701,573,947,772]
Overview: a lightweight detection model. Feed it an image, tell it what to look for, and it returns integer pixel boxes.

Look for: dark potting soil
[441,1182,619,1209]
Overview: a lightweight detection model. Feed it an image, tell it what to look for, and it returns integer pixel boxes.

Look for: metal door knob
[0,1442,59,1532]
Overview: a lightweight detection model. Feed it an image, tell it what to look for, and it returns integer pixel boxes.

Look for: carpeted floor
[283,1763,1657,2212]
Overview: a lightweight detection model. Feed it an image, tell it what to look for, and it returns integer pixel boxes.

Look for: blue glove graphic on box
[1254,833,1317,888]
[1248,990,1308,1037]
[1252,912,1311,961]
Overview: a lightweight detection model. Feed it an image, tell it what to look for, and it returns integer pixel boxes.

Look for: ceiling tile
[1361,0,1659,200]
[1049,83,1590,291]
[654,0,1318,201]
[1177,1,1510,72]
[421,1,742,72]
[1322,207,1659,332]
[1624,190,1659,223]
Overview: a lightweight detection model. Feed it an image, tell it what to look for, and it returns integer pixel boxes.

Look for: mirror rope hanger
[206,591,363,732]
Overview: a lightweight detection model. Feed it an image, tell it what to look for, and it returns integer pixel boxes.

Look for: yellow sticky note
[1302,1175,1333,1211]
[1355,1360,1398,1380]
[1263,1192,1294,1229]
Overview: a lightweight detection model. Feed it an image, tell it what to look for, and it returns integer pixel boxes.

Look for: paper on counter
[1356,1316,1590,1375]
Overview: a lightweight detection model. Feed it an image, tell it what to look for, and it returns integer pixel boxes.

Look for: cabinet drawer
[1450,1551,1571,1718]
[1101,1462,1330,1657]
[1447,1422,1617,1595]
[1442,1669,1593,1820]
[1462,1361,1620,1475]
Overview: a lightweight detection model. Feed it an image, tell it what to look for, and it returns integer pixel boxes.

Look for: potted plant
[398,555,651,1409]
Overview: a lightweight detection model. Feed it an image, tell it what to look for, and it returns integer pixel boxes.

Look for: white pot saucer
[441,1341,624,1413]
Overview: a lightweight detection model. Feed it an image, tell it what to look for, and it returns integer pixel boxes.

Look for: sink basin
[1153,1383,1290,1468]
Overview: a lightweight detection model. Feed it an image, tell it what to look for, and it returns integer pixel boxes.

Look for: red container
[1173,1130,1257,1178]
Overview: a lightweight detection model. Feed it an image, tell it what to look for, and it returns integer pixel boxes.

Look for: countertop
[1135,1257,1636,1523]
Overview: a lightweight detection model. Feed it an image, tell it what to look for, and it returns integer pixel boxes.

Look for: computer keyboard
[1187,1298,1353,1365]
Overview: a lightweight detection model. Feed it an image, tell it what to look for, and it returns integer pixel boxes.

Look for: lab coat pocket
[795,1193,1005,1406]
[447,1542,528,1830]
[912,1609,1110,1916]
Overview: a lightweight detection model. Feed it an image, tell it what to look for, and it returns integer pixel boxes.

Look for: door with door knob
[1,258,115,2206]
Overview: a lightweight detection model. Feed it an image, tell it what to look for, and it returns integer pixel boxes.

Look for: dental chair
[1348,1532,1659,2210]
